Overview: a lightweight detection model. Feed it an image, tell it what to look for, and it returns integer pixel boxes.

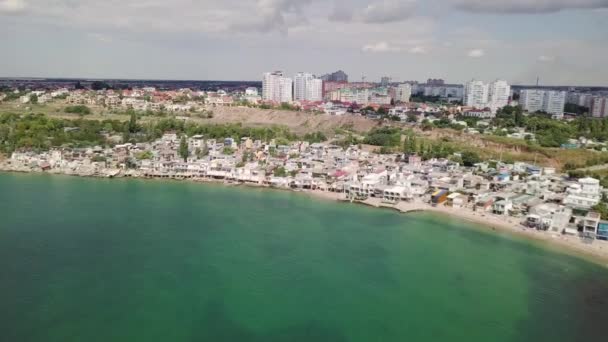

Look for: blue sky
[1,0,607,85]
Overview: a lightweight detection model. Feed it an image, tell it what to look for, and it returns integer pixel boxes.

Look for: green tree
[29,94,38,104]
[593,203,608,220]
[136,150,153,160]
[222,146,235,155]
[128,112,138,133]
[461,151,481,167]
[179,136,189,161]
[273,166,287,177]
[65,105,91,115]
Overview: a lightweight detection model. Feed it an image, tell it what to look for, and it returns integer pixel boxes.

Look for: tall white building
[396,83,412,103]
[591,97,608,118]
[519,89,566,118]
[487,80,511,113]
[542,91,566,119]
[519,89,545,113]
[567,92,593,108]
[464,80,489,109]
[279,77,293,103]
[306,78,323,102]
[262,71,292,103]
[294,72,314,101]
[293,72,323,102]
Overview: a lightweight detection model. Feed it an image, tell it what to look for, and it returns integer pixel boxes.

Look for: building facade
[591,96,608,118]
[543,91,566,119]
[519,89,566,118]
[396,83,412,103]
[320,70,348,82]
[294,72,314,101]
[464,80,489,109]
[262,71,293,103]
[306,79,323,102]
[487,80,511,114]
[519,89,545,113]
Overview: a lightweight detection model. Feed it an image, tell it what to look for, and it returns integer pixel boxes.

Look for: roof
[432,189,447,196]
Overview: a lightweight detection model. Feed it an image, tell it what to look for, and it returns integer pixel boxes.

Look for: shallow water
[1,173,607,342]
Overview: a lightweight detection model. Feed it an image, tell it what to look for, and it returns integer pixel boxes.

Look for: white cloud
[4,0,314,35]
[231,0,313,33]
[88,33,112,43]
[467,49,485,57]
[451,0,608,14]
[409,46,427,54]
[362,41,402,52]
[330,0,416,23]
[360,0,416,23]
[0,0,27,13]
[537,55,555,62]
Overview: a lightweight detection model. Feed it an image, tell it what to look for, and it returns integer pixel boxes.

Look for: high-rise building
[591,97,608,118]
[567,92,593,108]
[380,76,390,87]
[293,72,323,102]
[542,91,566,119]
[487,80,511,113]
[519,89,545,113]
[520,89,566,118]
[262,71,292,103]
[396,83,412,103]
[427,78,445,86]
[294,72,314,101]
[306,79,323,102]
[464,80,489,109]
[320,70,348,82]
[279,77,293,103]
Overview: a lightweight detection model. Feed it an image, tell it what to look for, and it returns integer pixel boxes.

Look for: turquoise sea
[0,173,607,342]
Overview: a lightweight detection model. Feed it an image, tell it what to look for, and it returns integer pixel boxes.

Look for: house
[431,189,448,205]
[527,203,572,232]
[447,193,467,208]
[383,186,410,204]
[563,177,602,209]
[493,200,513,216]
[582,211,601,238]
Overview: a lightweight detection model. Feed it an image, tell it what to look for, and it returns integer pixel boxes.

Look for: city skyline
[1,0,608,86]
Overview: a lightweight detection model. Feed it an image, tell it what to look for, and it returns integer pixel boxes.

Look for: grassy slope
[2,101,606,170]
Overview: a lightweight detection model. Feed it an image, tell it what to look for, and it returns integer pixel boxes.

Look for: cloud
[328,0,354,22]
[467,49,485,57]
[3,0,314,35]
[88,33,112,43]
[362,41,402,52]
[231,0,313,33]
[330,0,416,23]
[537,55,555,62]
[409,46,427,54]
[360,0,416,23]
[0,0,27,13]
[452,0,608,14]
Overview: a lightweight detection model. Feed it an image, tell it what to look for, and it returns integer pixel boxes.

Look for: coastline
[3,168,608,268]
[302,190,608,268]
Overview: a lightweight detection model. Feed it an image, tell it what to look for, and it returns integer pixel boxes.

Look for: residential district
[2,71,608,121]
[2,71,608,251]
[2,130,608,244]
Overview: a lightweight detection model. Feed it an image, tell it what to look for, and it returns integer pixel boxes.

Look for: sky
[1,0,607,85]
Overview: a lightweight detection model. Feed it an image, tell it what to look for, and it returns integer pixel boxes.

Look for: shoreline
[3,169,608,268]
[302,190,608,268]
